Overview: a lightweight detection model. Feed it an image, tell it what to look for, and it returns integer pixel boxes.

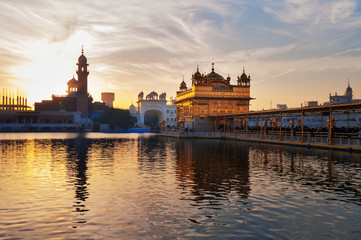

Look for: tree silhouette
[94,108,136,130]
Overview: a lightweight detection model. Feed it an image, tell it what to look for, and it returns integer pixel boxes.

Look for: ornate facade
[131,91,177,128]
[176,63,253,131]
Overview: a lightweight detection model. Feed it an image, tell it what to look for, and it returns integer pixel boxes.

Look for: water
[0,133,361,239]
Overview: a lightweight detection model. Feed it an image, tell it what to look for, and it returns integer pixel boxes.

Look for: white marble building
[129,91,177,128]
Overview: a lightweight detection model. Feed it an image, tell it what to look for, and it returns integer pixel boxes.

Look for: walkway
[161,130,361,153]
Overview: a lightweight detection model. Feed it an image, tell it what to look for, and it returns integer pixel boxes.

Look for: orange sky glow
[1,0,361,110]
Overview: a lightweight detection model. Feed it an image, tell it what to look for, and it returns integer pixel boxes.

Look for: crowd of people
[234,126,361,137]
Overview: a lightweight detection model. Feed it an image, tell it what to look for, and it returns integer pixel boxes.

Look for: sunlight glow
[1,1,360,110]
[10,31,96,106]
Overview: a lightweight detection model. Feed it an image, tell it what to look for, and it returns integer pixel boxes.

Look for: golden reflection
[136,135,168,171]
[327,151,334,182]
[175,139,250,200]
[62,137,91,223]
[1,135,361,239]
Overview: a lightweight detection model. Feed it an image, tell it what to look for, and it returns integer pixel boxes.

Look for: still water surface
[0,133,361,239]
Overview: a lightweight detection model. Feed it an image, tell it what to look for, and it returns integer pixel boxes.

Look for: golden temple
[176,63,253,131]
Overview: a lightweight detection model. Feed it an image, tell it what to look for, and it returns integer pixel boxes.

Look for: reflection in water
[250,144,361,206]
[174,139,250,228]
[0,134,361,239]
[176,139,250,200]
[62,137,91,224]
[136,135,168,169]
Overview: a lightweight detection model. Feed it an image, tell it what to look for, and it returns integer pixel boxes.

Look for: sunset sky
[1,0,361,110]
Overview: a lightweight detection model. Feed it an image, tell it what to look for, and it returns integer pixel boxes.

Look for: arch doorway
[144,110,162,129]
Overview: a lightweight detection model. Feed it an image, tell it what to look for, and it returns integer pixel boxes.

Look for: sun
[10,30,96,108]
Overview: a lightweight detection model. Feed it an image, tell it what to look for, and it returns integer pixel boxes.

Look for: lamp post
[279,112,282,141]
[260,114,263,140]
[299,119,304,143]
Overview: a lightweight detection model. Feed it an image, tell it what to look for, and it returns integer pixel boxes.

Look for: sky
[1,0,361,110]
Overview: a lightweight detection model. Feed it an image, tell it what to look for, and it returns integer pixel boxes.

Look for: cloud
[229,44,296,61]
[263,0,357,25]
[0,0,361,109]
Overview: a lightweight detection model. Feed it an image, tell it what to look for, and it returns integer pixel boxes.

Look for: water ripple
[0,134,361,239]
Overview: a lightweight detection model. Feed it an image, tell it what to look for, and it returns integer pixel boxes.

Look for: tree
[94,108,137,130]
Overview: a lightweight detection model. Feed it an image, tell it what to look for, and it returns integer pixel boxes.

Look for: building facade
[324,82,361,105]
[131,91,177,128]
[246,83,361,129]
[101,92,115,108]
[176,64,252,131]
[0,110,92,132]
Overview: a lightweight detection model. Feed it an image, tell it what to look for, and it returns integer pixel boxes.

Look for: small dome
[194,67,202,77]
[180,80,187,90]
[240,67,248,79]
[194,72,202,79]
[192,65,204,85]
[78,54,87,65]
[67,77,78,87]
[180,80,187,88]
[78,46,87,64]
[129,104,136,112]
[345,82,353,97]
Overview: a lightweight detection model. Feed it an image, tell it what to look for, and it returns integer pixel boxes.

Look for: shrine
[176,63,253,131]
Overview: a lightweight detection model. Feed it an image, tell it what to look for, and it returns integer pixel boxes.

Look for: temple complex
[176,63,253,131]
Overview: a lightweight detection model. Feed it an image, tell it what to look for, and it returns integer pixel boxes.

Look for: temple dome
[180,80,187,88]
[240,67,248,79]
[67,76,78,87]
[78,47,87,65]
[150,91,158,96]
[129,104,136,112]
[179,80,187,90]
[345,82,353,97]
[78,54,87,65]
[346,85,352,92]
[204,63,226,82]
[194,69,202,78]
[204,72,225,81]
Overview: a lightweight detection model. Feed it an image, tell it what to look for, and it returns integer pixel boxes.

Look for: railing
[161,129,361,147]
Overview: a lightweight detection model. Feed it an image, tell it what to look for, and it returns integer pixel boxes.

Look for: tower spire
[81,45,84,55]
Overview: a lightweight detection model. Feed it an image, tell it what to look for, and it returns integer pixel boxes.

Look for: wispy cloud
[0,0,360,109]
[263,0,357,25]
